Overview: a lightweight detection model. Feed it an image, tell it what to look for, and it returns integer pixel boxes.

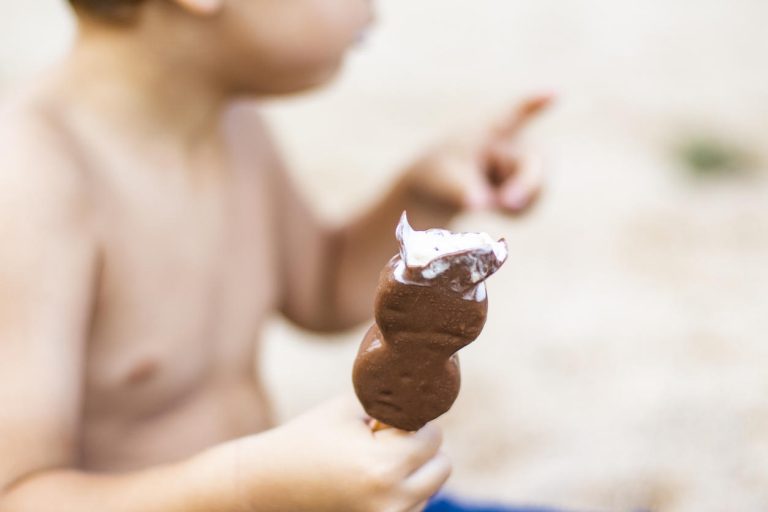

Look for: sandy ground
[2,1,768,511]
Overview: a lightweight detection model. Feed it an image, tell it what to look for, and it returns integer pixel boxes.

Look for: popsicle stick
[369,419,391,432]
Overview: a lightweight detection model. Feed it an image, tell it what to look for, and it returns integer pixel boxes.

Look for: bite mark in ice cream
[352,213,508,431]
[393,213,508,299]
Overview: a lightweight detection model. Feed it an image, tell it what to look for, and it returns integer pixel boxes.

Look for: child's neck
[58,27,229,150]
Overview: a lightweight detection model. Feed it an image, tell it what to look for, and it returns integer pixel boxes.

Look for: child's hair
[68,0,145,22]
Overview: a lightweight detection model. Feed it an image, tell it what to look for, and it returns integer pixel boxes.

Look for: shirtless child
[0,1,547,510]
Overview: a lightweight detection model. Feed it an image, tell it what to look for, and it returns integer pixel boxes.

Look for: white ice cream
[396,212,508,269]
[394,213,508,300]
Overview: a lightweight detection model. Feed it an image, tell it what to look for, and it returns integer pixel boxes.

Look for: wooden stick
[369,419,391,432]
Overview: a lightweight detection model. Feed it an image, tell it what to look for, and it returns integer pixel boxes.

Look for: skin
[0,0,549,510]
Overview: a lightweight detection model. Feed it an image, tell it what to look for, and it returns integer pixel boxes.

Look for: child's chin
[252,62,345,96]
[305,62,345,88]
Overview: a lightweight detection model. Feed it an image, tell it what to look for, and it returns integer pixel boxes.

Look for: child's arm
[0,119,448,512]
[2,397,449,512]
[273,96,551,332]
[1,459,233,512]
[0,118,99,497]
[273,156,458,333]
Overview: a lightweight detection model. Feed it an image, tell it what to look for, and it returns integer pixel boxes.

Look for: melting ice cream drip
[393,212,508,300]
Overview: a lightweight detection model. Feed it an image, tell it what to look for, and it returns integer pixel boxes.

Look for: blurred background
[2,0,767,510]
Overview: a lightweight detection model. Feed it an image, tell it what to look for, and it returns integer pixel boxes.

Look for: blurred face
[209,0,375,94]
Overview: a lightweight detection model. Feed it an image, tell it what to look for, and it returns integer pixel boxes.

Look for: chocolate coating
[353,224,507,431]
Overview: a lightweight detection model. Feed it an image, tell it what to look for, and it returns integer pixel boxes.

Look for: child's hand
[235,395,450,512]
[406,93,553,215]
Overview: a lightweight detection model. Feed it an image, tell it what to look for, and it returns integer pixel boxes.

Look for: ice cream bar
[352,213,508,431]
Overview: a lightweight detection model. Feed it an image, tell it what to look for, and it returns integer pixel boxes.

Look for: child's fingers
[406,499,430,512]
[464,171,497,211]
[486,143,522,188]
[495,152,545,214]
[402,452,452,504]
[405,423,444,469]
[375,422,443,471]
[413,154,494,212]
[495,92,555,140]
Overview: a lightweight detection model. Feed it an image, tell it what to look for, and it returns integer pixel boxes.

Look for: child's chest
[80,142,280,435]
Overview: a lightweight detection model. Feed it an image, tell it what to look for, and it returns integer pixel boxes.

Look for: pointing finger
[495,92,555,141]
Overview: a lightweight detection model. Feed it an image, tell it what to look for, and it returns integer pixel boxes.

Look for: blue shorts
[426,495,567,512]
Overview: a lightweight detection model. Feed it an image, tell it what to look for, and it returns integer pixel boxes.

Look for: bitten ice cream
[353,213,508,431]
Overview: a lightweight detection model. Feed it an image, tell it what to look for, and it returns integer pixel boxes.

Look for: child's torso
[50,103,282,471]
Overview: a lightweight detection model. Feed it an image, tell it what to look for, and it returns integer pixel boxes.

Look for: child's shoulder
[1,86,76,162]
[0,88,92,223]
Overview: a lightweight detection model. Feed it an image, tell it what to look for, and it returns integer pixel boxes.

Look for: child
[0,0,547,510]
